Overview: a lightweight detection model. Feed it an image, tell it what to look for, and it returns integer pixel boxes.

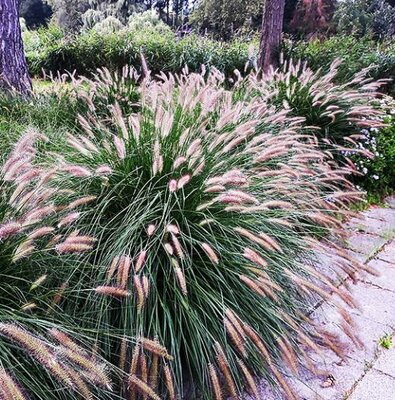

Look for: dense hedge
[24,25,256,77]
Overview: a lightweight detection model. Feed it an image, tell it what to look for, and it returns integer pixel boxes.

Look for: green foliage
[127,9,172,33]
[0,66,371,399]
[378,333,393,349]
[19,0,52,29]
[23,25,256,78]
[333,0,395,40]
[284,35,395,94]
[0,131,114,399]
[190,0,262,40]
[33,68,365,399]
[236,58,386,161]
[351,96,395,198]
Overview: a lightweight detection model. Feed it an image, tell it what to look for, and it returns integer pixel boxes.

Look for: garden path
[256,196,395,400]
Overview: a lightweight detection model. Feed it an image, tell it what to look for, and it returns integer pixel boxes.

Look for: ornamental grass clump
[32,68,371,399]
[239,58,387,162]
[0,130,113,399]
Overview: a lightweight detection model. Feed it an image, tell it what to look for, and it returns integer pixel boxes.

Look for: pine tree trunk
[0,0,32,95]
[259,0,286,72]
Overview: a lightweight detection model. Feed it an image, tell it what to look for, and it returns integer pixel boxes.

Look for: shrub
[92,16,124,34]
[23,25,255,78]
[236,58,386,163]
[0,130,113,399]
[333,0,395,40]
[127,9,171,34]
[284,35,395,94]
[31,69,368,399]
[351,95,395,199]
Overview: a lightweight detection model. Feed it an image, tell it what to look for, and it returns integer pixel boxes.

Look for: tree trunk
[258,0,286,72]
[0,0,32,95]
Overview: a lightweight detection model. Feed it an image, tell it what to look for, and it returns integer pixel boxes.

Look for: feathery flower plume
[168,179,177,192]
[113,135,126,160]
[55,235,96,253]
[28,226,55,240]
[135,250,147,273]
[49,329,86,355]
[118,337,128,371]
[164,242,174,255]
[208,364,223,400]
[118,255,131,289]
[146,224,156,236]
[236,359,259,399]
[171,234,184,259]
[214,343,238,399]
[140,353,149,399]
[95,286,131,298]
[133,275,145,312]
[106,256,120,281]
[166,224,179,235]
[142,275,150,299]
[201,242,219,265]
[52,282,68,307]
[152,140,163,176]
[234,228,274,251]
[224,318,246,357]
[177,174,191,190]
[0,368,27,400]
[243,324,297,399]
[0,324,93,397]
[149,354,159,391]
[276,336,299,374]
[95,165,113,176]
[240,275,266,297]
[0,222,21,240]
[217,190,259,205]
[21,302,37,312]
[173,156,187,169]
[174,266,187,295]
[56,346,111,389]
[243,247,268,268]
[30,274,47,291]
[13,241,35,262]
[62,165,92,177]
[163,364,175,400]
[58,212,80,228]
[128,375,161,400]
[139,338,173,361]
[67,196,96,210]
[55,242,93,254]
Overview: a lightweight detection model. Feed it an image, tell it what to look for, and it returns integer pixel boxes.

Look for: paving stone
[346,216,395,239]
[293,358,366,400]
[385,196,395,209]
[360,258,395,292]
[347,249,369,264]
[373,346,395,378]
[255,200,395,400]
[350,280,395,330]
[314,249,353,283]
[361,207,395,224]
[348,369,395,400]
[312,298,389,363]
[346,233,387,257]
[377,241,395,264]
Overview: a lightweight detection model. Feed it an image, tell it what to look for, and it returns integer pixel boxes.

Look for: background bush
[284,35,395,95]
[23,24,256,78]
[333,0,395,40]
[351,96,395,200]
